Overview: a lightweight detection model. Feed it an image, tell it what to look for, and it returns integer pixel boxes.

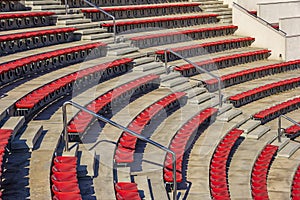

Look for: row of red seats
[285,122,300,136]
[174,49,271,77]
[229,77,300,108]
[0,27,77,42]
[209,128,243,200]
[15,58,132,114]
[251,144,278,200]
[67,74,160,134]
[115,182,141,200]
[51,156,82,200]
[0,129,13,180]
[0,42,107,86]
[292,165,300,199]
[163,107,219,183]
[0,11,55,19]
[81,2,200,12]
[205,59,300,92]
[253,97,300,124]
[130,25,238,48]
[114,92,187,164]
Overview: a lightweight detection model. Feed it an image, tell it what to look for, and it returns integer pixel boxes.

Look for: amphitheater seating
[155,37,255,61]
[0,129,13,178]
[229,77,300,107]
[114,182,141,200]
[0,11,56,30]
[67,74,160,135]
[51,156,82,200]
[285,122,300,136]
[82,3,201,20]
[101,14,219,33]
[253,97,300,124]
[0,42,107,86]
[292,165,300,199]
[130,25,238,48]
[14,58,133,116]
[0,0,27,12]
[205,60,300,92]
[0,27,77,56]
[209,128,244,200]
[251,144,278,200]
[114,92,187,164]
[174,49,271,77]
[163,107,219,183]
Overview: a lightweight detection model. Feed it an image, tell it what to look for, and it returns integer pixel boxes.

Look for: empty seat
[285,122,300,136]
[292,166,300,199]
[114,182,141,200]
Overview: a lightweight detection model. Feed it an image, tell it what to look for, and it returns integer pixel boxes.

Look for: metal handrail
[277,114,300,142]
[164,49,223,108]
[62,101,177,200]
[64,0,68,15]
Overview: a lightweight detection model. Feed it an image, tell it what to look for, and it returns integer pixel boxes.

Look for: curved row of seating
[155,37,255,62]
[253,97,300,124]
[0,27,77,56]
[0,0,25,12]
[67,74,160,135]
[101,14,219,33]
[174,49,271,77]
[114,182,141,200]
[0,129,13,180]
[51,156,82,200]
[205,59,300,92]
[163,107,219,183]
[14,58,133,117]
[209,128,244,200]
[82,3,201,20]
[130,25,238,48]
[114,92,187,164]
[229,77,300,107]
[285,122,300,137]
[250,144,278,199]
[0,11,55,30]
[292,165,300,199]
[0,42,107,86]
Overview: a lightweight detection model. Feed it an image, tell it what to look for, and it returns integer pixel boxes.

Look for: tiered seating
[82,3,201,20]
[209,128,244,200]
[14,58,133,117]
[292,165,300,199]
[0,27,77,56]
[101,14,219,33]
[0,11,56,30]
[114,182,141,200]
[229,77,300,107]
[155,37,255,62]
[0,129,13,179]
[67,74,160,135]
[114,92,187,164]
[174,49,271,77]
[163,107,219,183]
[253,97,300,124]
[130,25,238,48]
[0,42,107,86]
[51,156,82,200]
[285,122,300,137]
[205,59,300,92]
[0,0,27,12]
[251,145,278,199]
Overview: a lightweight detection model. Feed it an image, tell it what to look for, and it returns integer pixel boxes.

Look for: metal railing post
[83,0,117,43]
[64,0,68,15]
[62,101,177,200]
[277,115,300,142]
[164,48,223,108]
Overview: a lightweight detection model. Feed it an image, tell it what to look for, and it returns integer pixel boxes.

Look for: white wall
[258,1,300,24]
[279,17,300,36]
[233,3,286,60]
[286,35,300,60]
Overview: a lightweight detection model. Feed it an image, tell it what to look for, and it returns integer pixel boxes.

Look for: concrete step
[160,77,189,87]
[107,43,130,50]
[31,5,66,10]
[217,103,232,115]
[278,141,300,158]
[11,125,43,151]
[270,137,290,151]
[2,116,25,141]
[217,109,242,122]
[108,47,139,56]
[197,1,224,5]
[247,125,270,139]
[117,167,131,182]
[189,92,214,104]
[134,175,151,200]
[75,28,107,35]
[67,22,100,30]
[205,7,231,12]
[186,87,207,99]
[133,62,163,72]
[62,142,79,157]
[77,148,96,178]
[239,120,261,134]
[57,19,91,26]
[26,1,61,5]
[82,33,113,40]
[201,4,228,9]
[133,57,155,66]
[57,14,84,20]
[172,82,198,92]
[160,72,181,82]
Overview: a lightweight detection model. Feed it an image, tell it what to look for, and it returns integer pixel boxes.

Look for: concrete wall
[233,3,286,60]
[279,17,300,36]
[286,35,300,60]
[258,1,300,24]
